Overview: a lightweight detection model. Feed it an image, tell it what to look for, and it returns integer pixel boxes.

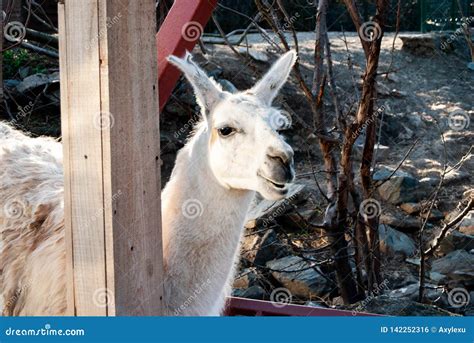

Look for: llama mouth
[258,173,288,190]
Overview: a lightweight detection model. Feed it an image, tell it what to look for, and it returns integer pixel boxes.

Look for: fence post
[59,0,164,316]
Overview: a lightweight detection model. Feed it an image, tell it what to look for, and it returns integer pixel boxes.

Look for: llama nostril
[268,154,286,165]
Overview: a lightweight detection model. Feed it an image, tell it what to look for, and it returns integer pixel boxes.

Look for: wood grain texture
[58,1,76,316]
[60,0,163,316]
[101,0,163,316]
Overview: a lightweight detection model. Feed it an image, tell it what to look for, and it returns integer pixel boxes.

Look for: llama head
[168,50,296,200]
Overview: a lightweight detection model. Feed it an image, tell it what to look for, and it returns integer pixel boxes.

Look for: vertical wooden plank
[61,0,163,316]
[61,0,106,316]
[58,1,75,316]
[100,0,163,316]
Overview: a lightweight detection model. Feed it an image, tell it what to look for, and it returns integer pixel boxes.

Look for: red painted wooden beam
[157,0,217,111]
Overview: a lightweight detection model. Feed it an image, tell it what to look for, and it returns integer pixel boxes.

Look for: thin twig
[424,197,474,256]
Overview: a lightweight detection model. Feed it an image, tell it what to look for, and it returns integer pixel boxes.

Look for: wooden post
[59,0,163,316]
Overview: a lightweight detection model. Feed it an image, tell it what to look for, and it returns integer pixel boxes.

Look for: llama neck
[161,125,254,315]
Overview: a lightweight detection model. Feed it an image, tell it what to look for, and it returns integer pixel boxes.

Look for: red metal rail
[225,297,378,317]
[156,0,217,111]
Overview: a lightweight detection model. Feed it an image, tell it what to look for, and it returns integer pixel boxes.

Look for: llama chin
[0,50,297,316]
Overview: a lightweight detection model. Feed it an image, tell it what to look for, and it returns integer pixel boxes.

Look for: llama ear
[249,50,297,105]
[167,52,224,114]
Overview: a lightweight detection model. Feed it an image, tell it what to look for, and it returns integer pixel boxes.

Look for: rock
[386,73,400,83]
[233,268,258,289]
[232,285,266,300]
[241,234,259,258]
[244,219,257,229]
[207,68,223,79]
[349,294,456,316]
[377,84,407,98]
[332,296,345,307]
[377,82,391,96]
[389,89,407,98]
[16,72,60,93]
[388,283,446,306]
[203,35,241,45]
[385,269,418,289]
[380,210,422,232]
[266,255,332,298]
[306,133,318,145]
[429,272,445,283]
[374,144,390,161]
[418,177,439,192]
[241,229,290,267]
[406,113,424,128]
[399,33,436,56]
[381,114,417,143]
[431,250,474,286]
[373,167,419,204]
[459,211,474,235]
[379,224,417,256]
[237,47,269,62]
[305,301,328,308]
[217,79,237,93]
[406,257,421,266]
[400,203,443,220]
[400,202,422,215]
[4,79,20,88]
[436,231,474,255]
[18,66,31,79]
[420,208,444,221]
[444,169,470,186]
[354,143,389,161]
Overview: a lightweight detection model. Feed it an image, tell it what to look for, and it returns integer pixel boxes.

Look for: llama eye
[217,127,236,137]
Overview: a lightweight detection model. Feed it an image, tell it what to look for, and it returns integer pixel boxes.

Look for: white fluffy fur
[0,50,296,316]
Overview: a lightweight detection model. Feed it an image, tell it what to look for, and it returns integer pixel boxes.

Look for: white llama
[0,50,297,316]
